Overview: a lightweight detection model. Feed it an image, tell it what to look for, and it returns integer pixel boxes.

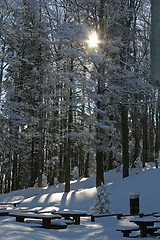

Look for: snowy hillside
[0,164,160,239]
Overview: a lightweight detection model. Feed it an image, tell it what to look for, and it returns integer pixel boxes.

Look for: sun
[87,31,99,48]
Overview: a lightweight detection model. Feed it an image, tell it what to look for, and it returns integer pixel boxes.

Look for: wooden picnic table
[9,212,62,228]
[130,218,160,237]
[52,211,90,225]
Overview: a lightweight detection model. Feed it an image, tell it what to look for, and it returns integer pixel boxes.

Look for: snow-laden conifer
[90,182,110,214]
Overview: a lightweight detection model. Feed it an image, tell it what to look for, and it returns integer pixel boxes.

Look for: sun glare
[87,31,99,48]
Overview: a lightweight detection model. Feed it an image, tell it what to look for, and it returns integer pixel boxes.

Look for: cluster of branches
[0,0,158,193]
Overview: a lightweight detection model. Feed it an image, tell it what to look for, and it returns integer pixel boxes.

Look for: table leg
[140,225,147,238]
[74,216,80,225]
[16,216,25,222]
[91,215,95,222]
[42,218,51,228]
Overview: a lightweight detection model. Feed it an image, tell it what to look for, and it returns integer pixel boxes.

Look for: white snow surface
[0,163,160,239]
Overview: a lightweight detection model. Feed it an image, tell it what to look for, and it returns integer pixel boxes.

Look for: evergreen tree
[91,182,110,214]
[0,0,157,193]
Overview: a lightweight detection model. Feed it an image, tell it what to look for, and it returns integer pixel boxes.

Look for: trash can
[129,194,140,215]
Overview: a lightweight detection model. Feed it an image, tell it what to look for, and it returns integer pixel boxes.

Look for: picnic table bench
[9,212,64,229]
[91,213,123,222]
[90,212,152,223]
[0,201,21,207]
[117,226,160,238]
[153,213,160,218]
[117,227,140,237]
[0,209,10,216]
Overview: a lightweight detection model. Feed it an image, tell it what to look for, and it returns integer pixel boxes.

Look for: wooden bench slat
[37,222,67,229]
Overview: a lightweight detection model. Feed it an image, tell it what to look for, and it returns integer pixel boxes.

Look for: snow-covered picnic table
[9,211,63,228]
[52,210,92,225]
[130,217,160,237]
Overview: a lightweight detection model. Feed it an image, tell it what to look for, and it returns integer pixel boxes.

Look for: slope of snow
[0,164,160,239]
[108,168,160,214]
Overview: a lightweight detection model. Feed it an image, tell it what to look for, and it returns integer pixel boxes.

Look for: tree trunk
[148,104,155,162]
[64,139,71,192]
[84,153,90,178]
[121,105,129,178]
[95,0,105,188]
[96,150,104,187]
[151,0,160,85]
[155,110,160,158]
[132,106,140,167]
[64,59,73,192]
[142,106,148,167]
[12,152,18,191]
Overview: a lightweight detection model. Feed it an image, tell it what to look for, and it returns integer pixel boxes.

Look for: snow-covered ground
[0,163,160,239]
